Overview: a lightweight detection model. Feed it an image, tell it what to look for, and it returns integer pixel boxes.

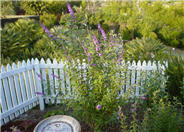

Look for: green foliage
[165,53,184,102]
[21,1,81,15]
[40,14,57,29]
[1,1,16,15]
[140,93,183,132]
[124,38,166,62]
[119,90,183,132]
[1,19,43,64]
[88,1,184,49]
[20,1,48,15]
[67,51,125,131]
[139,70,166,106]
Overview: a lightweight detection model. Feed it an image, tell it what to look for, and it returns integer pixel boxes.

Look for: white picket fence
[0,58,165,126]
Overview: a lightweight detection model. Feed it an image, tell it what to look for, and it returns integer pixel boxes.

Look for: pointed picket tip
[1,65,6,72]
[152,61,156,67]
[59,59,64,64]
[132,61,136,66]
[12,63,17,69]
[137,60,141,66]
[17,61,22,68]
[126,61,131,66]
[46,58,51,64]
[142,61,147,66]
[31,58,35,65]
[40,58,45,64]
[7,64,12,71]
[22,60,26,66]
[147,61,152,66]
[27,59,31,65]
[53,58,57,64]
[35,58,39,64]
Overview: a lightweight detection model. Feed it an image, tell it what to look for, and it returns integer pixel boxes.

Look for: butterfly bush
[40,2,125,131]
[62,3,126,131]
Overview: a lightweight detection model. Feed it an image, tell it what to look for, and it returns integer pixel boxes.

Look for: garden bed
[1,105,94,132]
[1,104,124,132]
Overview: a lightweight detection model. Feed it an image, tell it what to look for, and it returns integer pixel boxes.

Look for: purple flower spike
[98,24,107,41]
[96,104,101,110]
[93,35,100,46]
[36,92,44,95]
[67,2,75,18]
[142,96,147,100]
[40,23,51,35]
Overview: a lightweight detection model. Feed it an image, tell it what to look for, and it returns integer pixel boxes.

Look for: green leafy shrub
[165,53,184,102]
[140,92,183,132]
[40,14,57,29]
[139,70,166,107]
[1,1,16,15]
[1,18,43,64]
[86,1,184,49]
[119,87,183,132]
[124,38,166,62]
[20,1,48,15]
[21,1,81,15]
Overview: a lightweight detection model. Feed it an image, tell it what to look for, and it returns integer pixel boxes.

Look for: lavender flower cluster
[98,24,107,41]
[67,2,75,19]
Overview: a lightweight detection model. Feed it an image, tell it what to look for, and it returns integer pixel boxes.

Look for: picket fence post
[34,58,45,111]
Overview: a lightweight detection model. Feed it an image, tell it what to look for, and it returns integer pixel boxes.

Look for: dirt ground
[1,105,94,132]
[1,104,122,132]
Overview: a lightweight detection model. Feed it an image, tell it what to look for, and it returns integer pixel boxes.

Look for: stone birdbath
[34,115,81,132]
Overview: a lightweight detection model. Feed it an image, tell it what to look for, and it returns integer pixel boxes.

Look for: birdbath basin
[34,115,81,132]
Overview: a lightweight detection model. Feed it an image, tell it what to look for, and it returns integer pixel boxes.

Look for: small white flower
[172,48,175,51]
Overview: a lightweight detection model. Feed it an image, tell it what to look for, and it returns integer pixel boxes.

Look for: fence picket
[47,59,55,104]
[40,58,49,104]
[27,59,37,107]
[65,61,71,98]
[18,61,28,112]
[12,63,24,114]
[53,59,60,104]
[0,79,9,123]
[22,61,32,109]
[130,61,136,96]
[1,66,15,120]
[59,60,66,98]
[34,58,45,110]
[7,64,19,117]
[135,61,141,96]
[31,58,39,105]
[126,61,131,94]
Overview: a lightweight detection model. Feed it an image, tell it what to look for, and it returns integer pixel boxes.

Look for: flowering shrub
[36,2,126,131]
[62,3,126,130]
